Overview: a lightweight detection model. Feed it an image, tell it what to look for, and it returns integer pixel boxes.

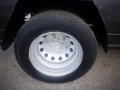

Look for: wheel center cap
[38,32,76,62]
[45,40,62,54]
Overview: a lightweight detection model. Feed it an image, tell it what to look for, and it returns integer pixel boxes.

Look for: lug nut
[44,53,48,57]
[51,57,55,60]
[43,35,47,38]
[70,41,74,45]
[70,48,73,52]
[65,54,69,57]
[39,41,43,45]
[59,57,62,61]
[40,48,44,52]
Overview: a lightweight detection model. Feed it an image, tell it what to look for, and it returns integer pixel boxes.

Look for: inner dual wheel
[14,10,97,83]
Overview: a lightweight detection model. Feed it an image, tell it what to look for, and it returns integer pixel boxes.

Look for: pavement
[0,45,120,90]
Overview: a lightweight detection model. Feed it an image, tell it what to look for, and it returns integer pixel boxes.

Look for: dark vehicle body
[0,0,120,50]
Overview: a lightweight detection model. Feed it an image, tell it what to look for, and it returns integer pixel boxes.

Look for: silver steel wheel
[29,31,83,77]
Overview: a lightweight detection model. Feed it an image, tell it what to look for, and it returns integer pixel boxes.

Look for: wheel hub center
[46,41,61,52]
[38,32,76,63]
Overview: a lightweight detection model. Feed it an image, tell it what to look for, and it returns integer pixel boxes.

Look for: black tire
[14,10,97,83]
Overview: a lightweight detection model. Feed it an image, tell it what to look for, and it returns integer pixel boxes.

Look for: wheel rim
[29,31,83,76]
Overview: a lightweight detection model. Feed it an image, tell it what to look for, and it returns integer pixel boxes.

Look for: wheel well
[1,0,107,51]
